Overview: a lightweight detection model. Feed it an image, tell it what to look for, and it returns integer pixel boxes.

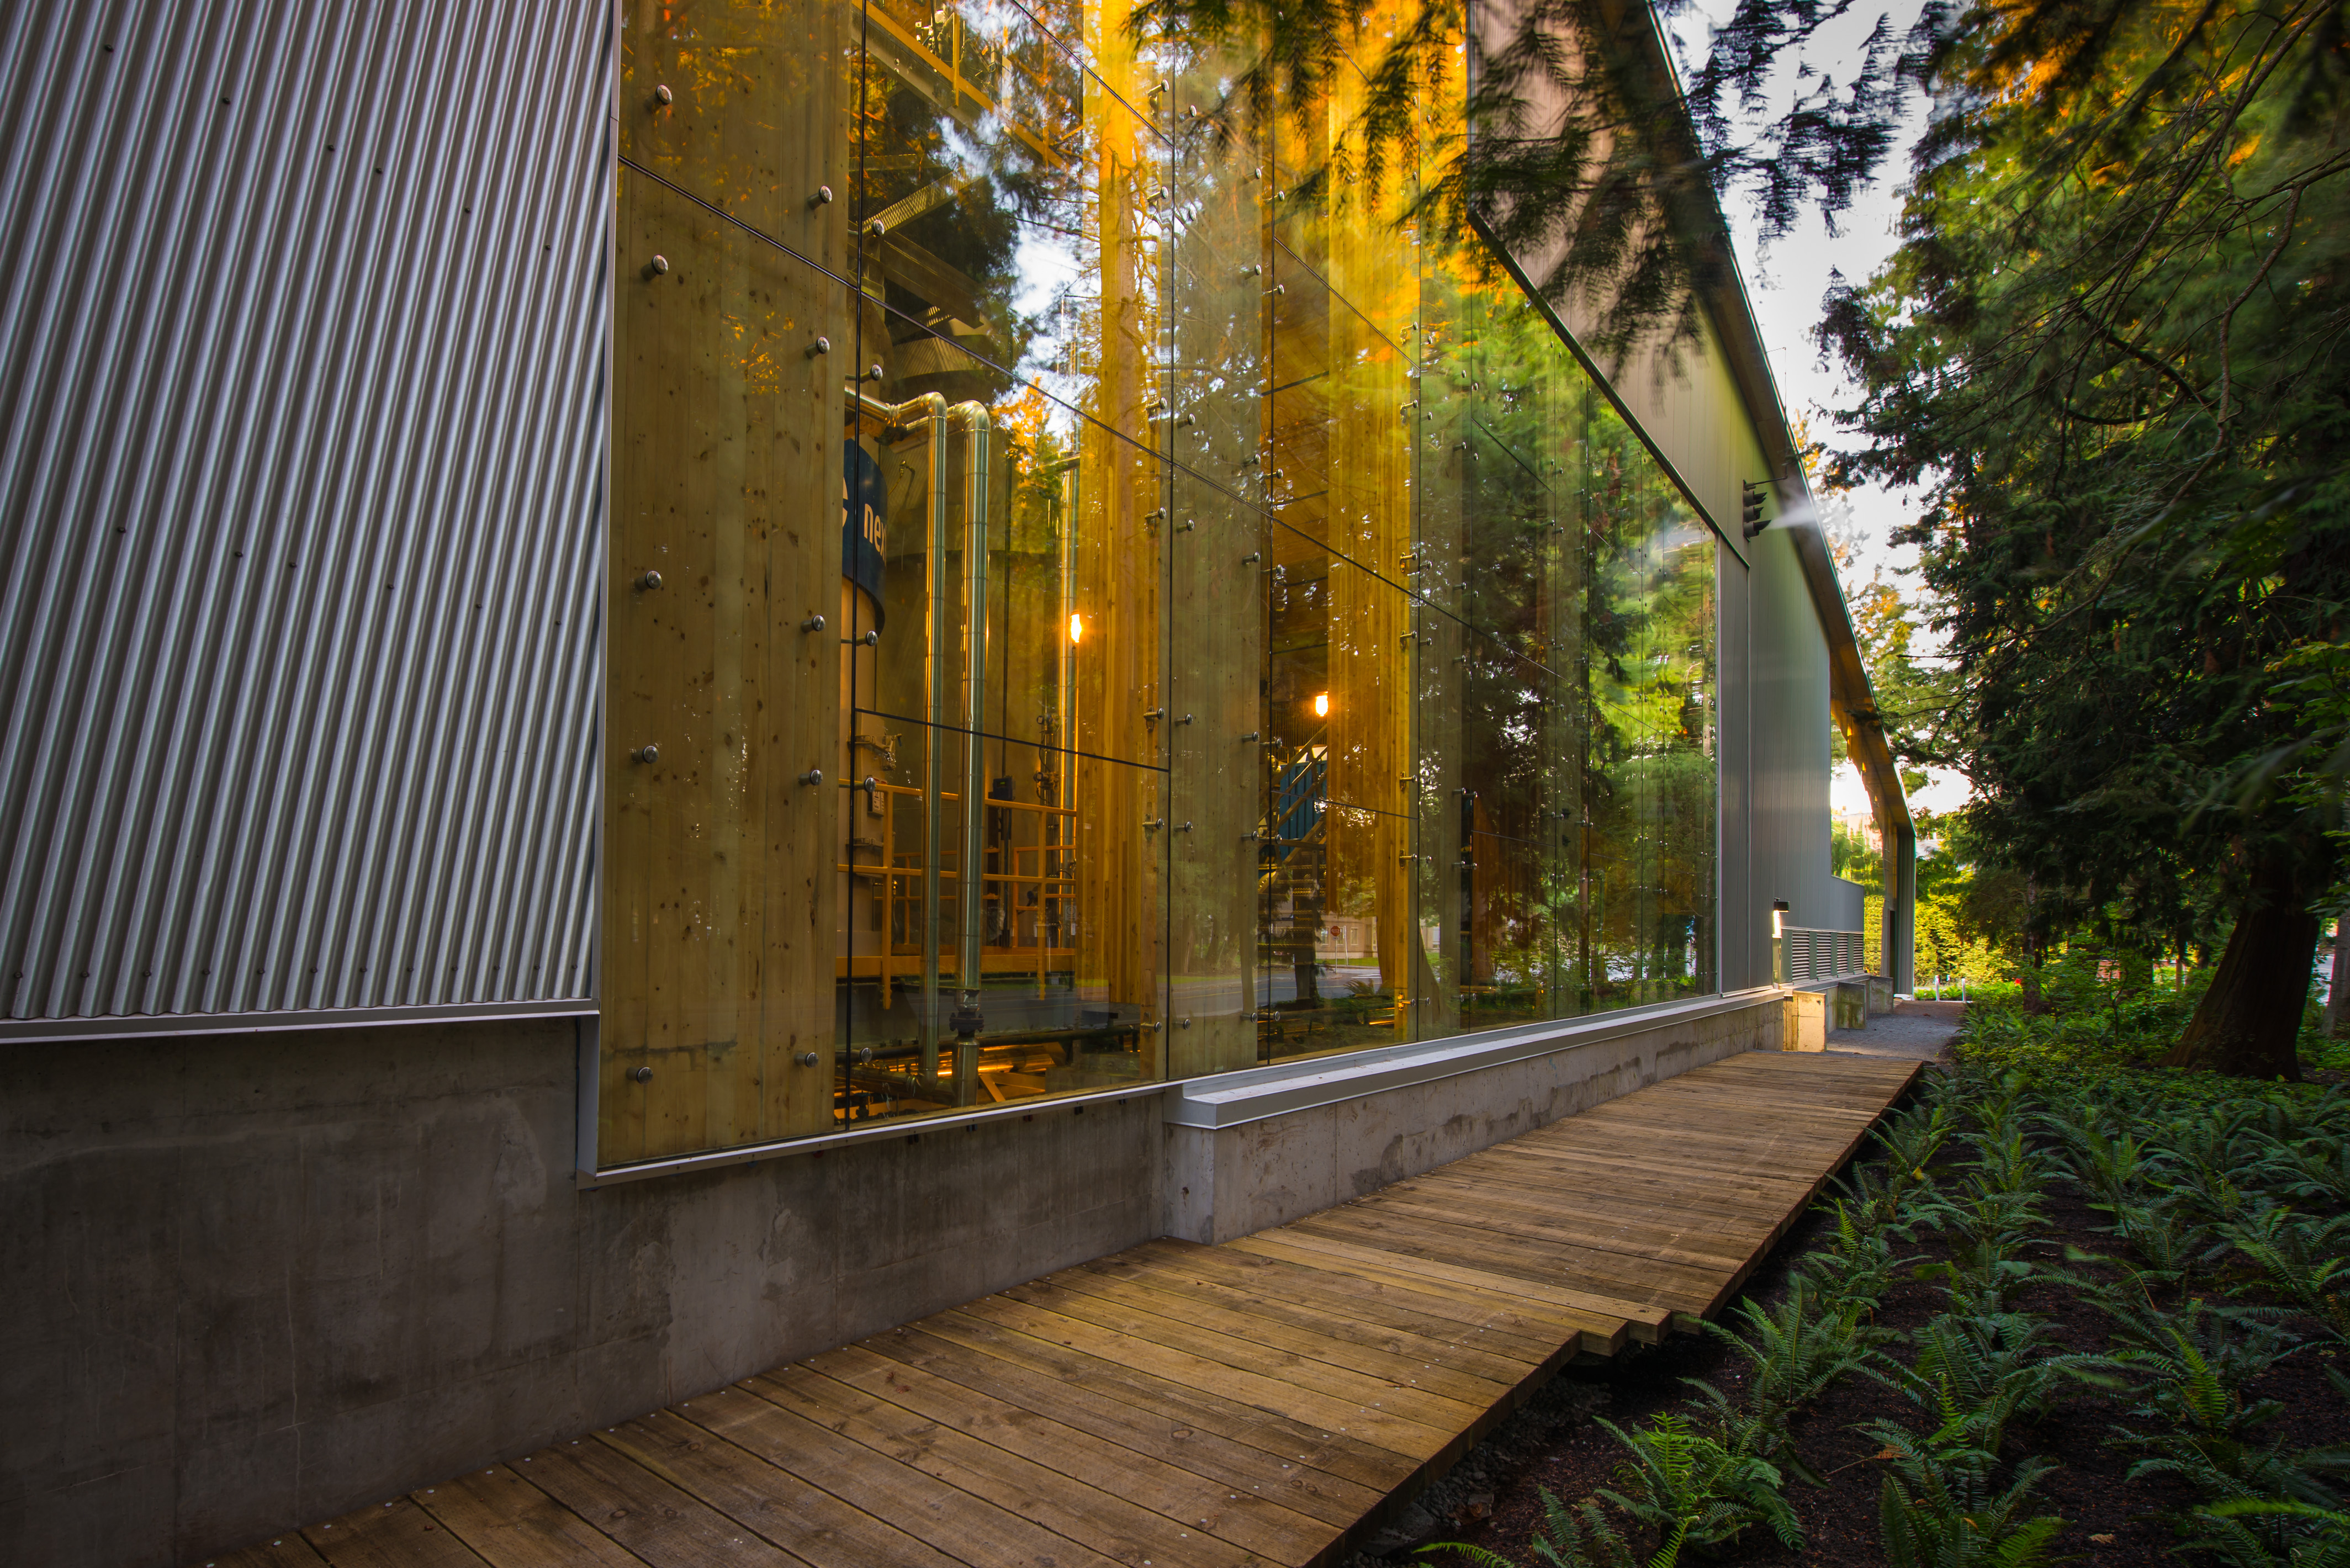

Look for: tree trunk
[2020,931,2050,1014]
[2325,917,2346,1040]
[2162,857,2317,1079]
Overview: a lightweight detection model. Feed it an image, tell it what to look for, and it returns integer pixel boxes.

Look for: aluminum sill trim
[0,998,598,1044]
[1161,988,1784,1132]
[579,1079,1173,1188]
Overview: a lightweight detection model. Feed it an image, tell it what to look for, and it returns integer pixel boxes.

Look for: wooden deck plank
[1360,1187,1770,1271]
[1392,1189,1812,1280]
[999,1274,1499,1426]
[1283,1207,1729,1310]
[1227,1230,1663,1345]
[594,1407,967,1568]
[406,1468,647,1568]
[200,1535,336,1568]
[1393,1161,1802,1225]
[230,1051,1920,1568]
[1120,1239,1568,1366]
[913,1306,1412,1492]
[747,1364,1279,1568]
[1047,1261,1526,1400]
[1083,1249,1550,1382]
[857,1322,1382,1527]
[808,1342,1336,1562]
[1451,1140,1821,1196]
[676,1382,1126,1568]
[514,1439,811,1568]
[304,1497,493,1568]
[950,1294,1457,1464]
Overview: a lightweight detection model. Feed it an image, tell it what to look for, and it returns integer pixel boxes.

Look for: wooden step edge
[1230,1230,1666,1346]
[1220,1233,1635,1354]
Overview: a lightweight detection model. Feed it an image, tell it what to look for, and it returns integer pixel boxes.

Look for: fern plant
[2185,1499,2350,1568]
[1839,1158,1929,1235]
[2108,1199,2214,1287]
[1877,1460,2067,1567]
[1799,1198,1919,1311]
[2049,1111,2154,1214]
[2099,1294,2301,1439]
[1942,1175,2049,1253]
[1879,1309,2122,1458]
[2120,1423,2350,1519]
[1576,1413,1804,1565]
[1423,1418,1808,1568]
[2275,1140,2350,1210]
[1922,1231,2057,1315]
[1873,1101,1955,1183]
[2218,1210,2350,1342]
[1963,1121,2060,1201]
[1416,1487,1652,1568]
[1709,1277,1888,1421]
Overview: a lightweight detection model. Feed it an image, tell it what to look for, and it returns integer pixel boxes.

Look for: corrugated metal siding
[0,0,610,1030]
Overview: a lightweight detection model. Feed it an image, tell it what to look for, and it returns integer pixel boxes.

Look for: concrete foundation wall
[7,995,1797,1566]
[1162,992,1786,1243]
[0,1021,1162,1568]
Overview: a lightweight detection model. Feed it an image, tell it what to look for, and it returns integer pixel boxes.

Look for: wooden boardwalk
[202,1051,1920,1568]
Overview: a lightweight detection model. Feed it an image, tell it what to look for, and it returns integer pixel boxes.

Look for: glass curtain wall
[600,0,1718,1162]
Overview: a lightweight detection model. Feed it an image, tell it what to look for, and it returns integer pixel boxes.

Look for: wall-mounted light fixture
[1771,898,1790,938]
[1068,612,1084,645]
[1312,692,1330,717]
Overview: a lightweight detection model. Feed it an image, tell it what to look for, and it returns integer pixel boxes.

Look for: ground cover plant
[1410,1031,2350,1566]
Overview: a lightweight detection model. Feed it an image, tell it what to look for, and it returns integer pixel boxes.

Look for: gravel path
[1824,998,1964,1063]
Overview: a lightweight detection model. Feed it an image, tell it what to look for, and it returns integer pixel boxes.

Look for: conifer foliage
[1128,0,2349,1074]
[1820,0,2350,1077]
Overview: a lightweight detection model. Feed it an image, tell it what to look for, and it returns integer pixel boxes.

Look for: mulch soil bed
[1378,1077,2350,1566]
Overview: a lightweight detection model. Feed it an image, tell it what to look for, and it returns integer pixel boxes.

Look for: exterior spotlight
[1771,899,1790,938]
[1068,613,1084,644]
[1312,692,1330,718]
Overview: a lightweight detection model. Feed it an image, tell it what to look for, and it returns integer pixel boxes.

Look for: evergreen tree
[1820,0,2350,1076]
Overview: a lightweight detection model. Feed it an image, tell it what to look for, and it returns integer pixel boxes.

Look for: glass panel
[1166,468,1261,1074]
[1255,543,1417,1063]
[1455,636,1555,1034]
[620,0,854,268]
[604,169,849,1165]
[605,0,1722,1162]
[836,301,1176,1116]
[1165,38,1270,501]
[843,312,1171,770]
[838,729,1167,1124]
[1460,289,1560,651]
[849,0,1173,451]
[1579,391,1718,1009]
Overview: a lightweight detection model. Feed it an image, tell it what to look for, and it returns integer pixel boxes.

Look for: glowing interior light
[1312,692,1330,717]
[1068,612,1084,644]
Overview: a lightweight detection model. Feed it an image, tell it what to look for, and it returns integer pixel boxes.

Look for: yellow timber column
[1166,40,1265,1076]
[602,0,851,1162]
[1407,54,1469,1041]
[1075,0,1165,1060]
[1321,47,1421,1040]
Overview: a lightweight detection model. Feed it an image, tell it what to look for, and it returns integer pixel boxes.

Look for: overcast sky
[1660,0,1973,818]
